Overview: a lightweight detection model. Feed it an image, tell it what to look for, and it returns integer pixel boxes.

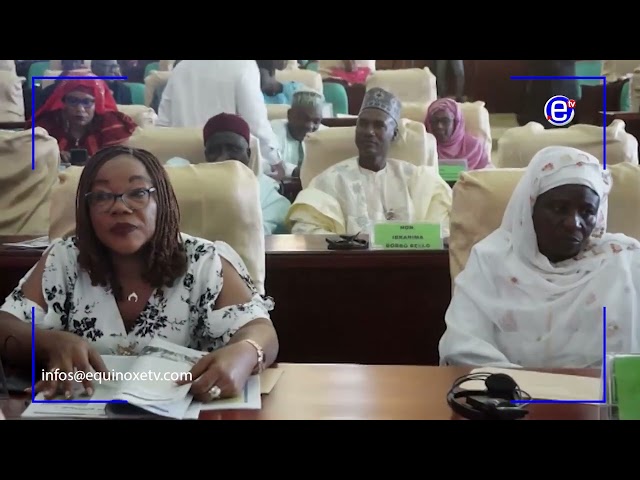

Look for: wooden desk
[265,235,450,365]
[0,235,453,366]
[1,364,602,420]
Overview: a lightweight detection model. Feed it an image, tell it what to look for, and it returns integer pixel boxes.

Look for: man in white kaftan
[286,87,452,237]
[270,89,328,177]
[156,60,284,176]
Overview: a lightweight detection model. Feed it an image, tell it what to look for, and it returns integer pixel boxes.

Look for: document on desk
[3,236,50,249]
[22,338,263,420]
[468,367,602,401]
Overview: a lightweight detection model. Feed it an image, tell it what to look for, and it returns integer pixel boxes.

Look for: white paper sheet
[467,367,602,401]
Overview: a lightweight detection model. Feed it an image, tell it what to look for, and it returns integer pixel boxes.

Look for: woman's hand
[29,330,109,399]
[177,342,257,402]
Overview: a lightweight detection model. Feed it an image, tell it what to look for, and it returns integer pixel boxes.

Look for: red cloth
[203,113,250,145]
[32,78,138,155]
[328,67,371,85]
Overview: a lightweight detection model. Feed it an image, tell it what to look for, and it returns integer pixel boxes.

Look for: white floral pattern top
[0,233,274,355]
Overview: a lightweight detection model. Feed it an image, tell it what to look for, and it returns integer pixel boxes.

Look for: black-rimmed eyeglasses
[85,187,156,212]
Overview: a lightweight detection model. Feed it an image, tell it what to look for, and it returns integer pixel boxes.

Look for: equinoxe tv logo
[544,95,576,127]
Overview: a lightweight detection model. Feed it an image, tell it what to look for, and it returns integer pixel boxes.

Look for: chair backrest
[0,127,59,235]
[602,60,640,81]
[117,104,157,128]
[123,127,262,175]
[27,61,51,87]
[275,69,323,93]
[495,120,639,168]
[366,68,437,104]
[300,118,437,188]
[125,82,146,105]
[48,161,267,294]
[0,71,25,122]
[448,162,640,281]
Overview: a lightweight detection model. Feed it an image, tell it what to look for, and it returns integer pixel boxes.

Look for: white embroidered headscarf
[439,146,640,369]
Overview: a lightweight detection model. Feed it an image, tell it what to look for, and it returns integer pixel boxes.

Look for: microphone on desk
[446,371,532,420]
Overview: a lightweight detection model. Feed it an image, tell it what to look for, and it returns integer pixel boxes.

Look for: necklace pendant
[127,292,138,303]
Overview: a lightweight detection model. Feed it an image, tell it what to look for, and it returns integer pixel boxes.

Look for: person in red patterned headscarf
[32,78,138,164]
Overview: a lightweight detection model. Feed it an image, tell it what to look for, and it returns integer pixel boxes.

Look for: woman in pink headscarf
[425,98,490,170]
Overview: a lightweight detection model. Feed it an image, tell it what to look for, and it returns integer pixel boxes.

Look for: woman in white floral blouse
[0,145,279,401]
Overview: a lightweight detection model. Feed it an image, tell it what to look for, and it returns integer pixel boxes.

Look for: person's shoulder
[388,158,422,176]
[181,233,217,262]
[311,157,357,183]
[180,233,241,265]
[330,157,358,172]
[43,236,80,271]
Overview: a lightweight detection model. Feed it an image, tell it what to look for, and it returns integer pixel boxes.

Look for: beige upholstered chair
[144,70,171,107]
[123,127,262,175]
[275,69,322,93]
[117,104,157,128]
[601,60,640,82]
[0,71,25,122]
[495,120,638,168]
[366,68,437,104]
[0,128,59,235]
[401,100,492,163]
[48,161,267,294]
[266,104,290,121]
[448,162,640,282]
[300,118,437,188]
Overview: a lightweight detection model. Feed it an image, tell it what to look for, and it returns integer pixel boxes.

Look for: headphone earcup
[447,388,488,420]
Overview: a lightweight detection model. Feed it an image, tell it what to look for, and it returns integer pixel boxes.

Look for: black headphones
[447,372,532,420]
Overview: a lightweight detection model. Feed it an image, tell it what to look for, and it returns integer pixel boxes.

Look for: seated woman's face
[429,111,454,143]
[86,155,158,256]
[63,91,96,128]
[532,184,599,263]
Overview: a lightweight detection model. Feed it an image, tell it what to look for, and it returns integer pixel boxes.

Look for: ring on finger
[208,385,222,400]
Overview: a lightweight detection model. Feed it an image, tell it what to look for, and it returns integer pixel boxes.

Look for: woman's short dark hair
[75,145,187,300]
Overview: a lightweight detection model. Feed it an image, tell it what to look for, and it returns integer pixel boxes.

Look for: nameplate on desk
[439,159,467,183]
[371,223,443,250]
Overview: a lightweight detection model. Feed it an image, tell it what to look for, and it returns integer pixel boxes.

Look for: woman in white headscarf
[439,146,640,369]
